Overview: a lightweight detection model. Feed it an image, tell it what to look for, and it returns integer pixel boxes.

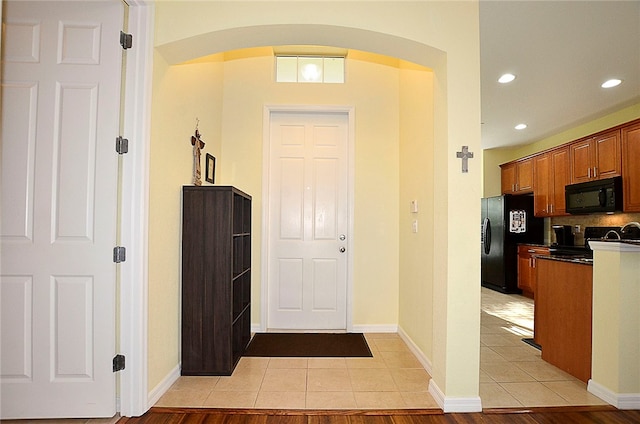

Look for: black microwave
[565,176,622,214]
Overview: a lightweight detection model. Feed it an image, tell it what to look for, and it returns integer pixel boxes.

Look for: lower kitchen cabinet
[535,258,592,383]
[517,245,549,299]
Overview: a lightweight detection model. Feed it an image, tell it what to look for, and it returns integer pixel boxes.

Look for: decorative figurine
[191,119,205,186]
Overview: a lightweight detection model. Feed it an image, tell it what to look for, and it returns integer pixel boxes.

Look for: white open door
[1,1,124,418]
[266,110,350,330]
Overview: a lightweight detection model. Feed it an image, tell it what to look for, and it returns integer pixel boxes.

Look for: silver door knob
[339,234,346,241]
[339,247,346,253]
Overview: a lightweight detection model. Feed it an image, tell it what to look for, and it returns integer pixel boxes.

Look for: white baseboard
[428,379,482,413]
[147,364,180,409]
[351,324,398,333]
[588,379,640,409]
[250,324,398,334]
[397,326,432,376]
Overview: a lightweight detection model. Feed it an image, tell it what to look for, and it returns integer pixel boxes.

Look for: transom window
[276,56,345,83]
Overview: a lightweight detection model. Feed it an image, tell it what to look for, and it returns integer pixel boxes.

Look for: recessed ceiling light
[498,73,516,84]
[601,79,622,88]
[515,123,527,130]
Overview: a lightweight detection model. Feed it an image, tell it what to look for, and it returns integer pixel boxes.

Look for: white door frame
[118,0,154,417]
[261,105,355,333]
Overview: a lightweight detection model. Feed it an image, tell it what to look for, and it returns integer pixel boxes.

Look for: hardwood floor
[120,406,640,424]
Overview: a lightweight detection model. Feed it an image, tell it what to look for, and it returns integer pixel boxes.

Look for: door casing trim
[119,0,154,417]
[261,104,355,332]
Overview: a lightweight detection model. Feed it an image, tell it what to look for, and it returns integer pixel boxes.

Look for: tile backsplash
[548,212,640,246]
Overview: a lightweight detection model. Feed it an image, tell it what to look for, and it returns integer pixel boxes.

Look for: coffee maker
[552,225,574,246]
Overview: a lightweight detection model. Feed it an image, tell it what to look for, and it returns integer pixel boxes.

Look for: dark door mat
[522,338,541,351]
[243,333,373,357]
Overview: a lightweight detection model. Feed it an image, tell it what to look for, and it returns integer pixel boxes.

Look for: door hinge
[113,354,125,372]
[120,31,132,50]
[116,136,129,154]
[113,246,126,263]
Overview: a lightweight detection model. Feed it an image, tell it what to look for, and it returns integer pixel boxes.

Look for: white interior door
[267,111,349,330]
[1,1,123,418]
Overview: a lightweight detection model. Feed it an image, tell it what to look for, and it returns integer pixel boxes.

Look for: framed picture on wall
[205,153,216,184]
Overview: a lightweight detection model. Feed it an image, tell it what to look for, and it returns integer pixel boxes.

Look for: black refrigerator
[481,195,544,293]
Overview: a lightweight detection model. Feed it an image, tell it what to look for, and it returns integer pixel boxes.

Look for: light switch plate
[410,200,418,213]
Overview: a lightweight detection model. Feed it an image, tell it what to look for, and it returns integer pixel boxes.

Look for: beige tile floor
[155,332,439,409]
[479,287,607,408]
[157,288,608,410]
[3,290,609,424]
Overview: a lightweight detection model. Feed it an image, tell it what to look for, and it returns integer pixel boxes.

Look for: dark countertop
[536,255,593,266]
[518,243,550,248]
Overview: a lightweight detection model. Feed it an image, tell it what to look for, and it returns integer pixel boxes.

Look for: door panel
[54,83,99,241]
[0,276,33,379]
[570,139,593,183]
[1,1,123,418]
[594,130,621,179]
[268,112,348,330]
[550,147,570,215]
[533,153,550,216]
[279,158,304,239]
[1,82,37,241]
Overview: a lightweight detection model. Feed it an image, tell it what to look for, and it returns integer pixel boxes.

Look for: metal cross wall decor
[456,145,474,173]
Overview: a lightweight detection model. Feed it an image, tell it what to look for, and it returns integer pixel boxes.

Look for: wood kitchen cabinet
[622,121,640,212]
[181,186,252,376]
[517,245,549,298]
[535,258,593,383]
[501,158,533,194]
[569,129,621,184]
[533,146,570,216]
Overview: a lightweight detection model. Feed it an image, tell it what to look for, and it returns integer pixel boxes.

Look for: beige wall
[150,0,482,403]
[148,54,225,387]
[148,51,421,389]
[398,67,435,359]
[219,52,403,327]
[483,102,640,197]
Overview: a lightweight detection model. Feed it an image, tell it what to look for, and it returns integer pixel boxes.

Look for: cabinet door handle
[588,167,591,178]
[550,204,554,213]
[593,166,597,177]
[528,249,536,253]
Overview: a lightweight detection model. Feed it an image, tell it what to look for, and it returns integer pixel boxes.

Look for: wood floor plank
[308,415,350,424]
[348,416,395,424]
[264,416,307,424]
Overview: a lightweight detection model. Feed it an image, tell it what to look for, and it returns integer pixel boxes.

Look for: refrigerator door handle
[482,218,491,255]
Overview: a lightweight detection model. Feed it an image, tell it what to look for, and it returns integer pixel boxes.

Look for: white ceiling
[479,1,640,150]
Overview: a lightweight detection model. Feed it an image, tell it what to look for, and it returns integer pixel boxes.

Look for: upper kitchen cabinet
[569,129,621,184]
[533,146,570,216]
[622,122,640,212]
[501,158,533,194]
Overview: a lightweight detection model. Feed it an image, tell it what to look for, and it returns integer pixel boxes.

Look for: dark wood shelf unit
[181,185,252,376]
